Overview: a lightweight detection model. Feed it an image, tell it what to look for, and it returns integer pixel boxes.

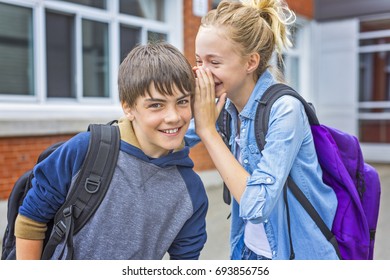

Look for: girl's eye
[195,60,203,66]
[211,60,220,65]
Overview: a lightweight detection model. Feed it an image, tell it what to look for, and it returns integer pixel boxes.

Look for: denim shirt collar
[225,69,275,120]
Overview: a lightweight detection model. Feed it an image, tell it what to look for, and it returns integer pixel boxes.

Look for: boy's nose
[165,108,181,123]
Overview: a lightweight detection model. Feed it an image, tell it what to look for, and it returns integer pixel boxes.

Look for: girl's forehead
[197,26,241,54]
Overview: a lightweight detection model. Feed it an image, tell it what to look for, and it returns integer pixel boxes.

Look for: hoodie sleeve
[184,119,202,148]
[18,132,90,223]
[168,168,208,260]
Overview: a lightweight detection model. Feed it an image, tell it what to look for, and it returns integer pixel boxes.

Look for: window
[280,20,310,98]
[147,31,167,43]
[82,19,109,98]
[0,0,181,136]
[359,19,390,143]
[120,25,141,63]
[283,25,302,92]
[0,0,175,103]
[0,3,34,96]
[212,0,221,9]
[46,11,75,98]
[59,0,106,9]
[120,0,165,21]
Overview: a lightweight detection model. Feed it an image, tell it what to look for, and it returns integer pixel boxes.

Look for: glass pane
[46,11,76,98]
[82,19,109,98]
[285,56,300,92]
[290,25,301,49]
[359,120,390,143]
[360,19,390,32]
[212,0,222,9]
[359,52,390,102]
[0,3,34,96]
[59,0,106,9]
[120,25,141,63]
[147,31,167,43]
[120,0,165,21]
[360,37,390,46]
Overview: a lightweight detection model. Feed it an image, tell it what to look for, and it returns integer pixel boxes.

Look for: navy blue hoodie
[18,120,208,260]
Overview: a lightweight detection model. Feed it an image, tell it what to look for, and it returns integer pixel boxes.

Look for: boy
[14,42,208,260]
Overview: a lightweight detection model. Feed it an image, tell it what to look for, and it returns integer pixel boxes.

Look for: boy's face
[123,84,192,158]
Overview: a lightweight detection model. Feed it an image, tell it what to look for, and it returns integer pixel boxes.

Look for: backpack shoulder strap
[254,84,341,259]
[216,108,233,205]
[42,123,120,259]
[254,83,319,152]
[216,107,231,148]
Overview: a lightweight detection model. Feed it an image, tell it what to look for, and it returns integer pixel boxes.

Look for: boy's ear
[246,52,260,74]
[122,101,135,121]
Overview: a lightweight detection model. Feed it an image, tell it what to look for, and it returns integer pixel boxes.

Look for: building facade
[313,0,390,162]
[0,0,207,200]
[2,0,388,200]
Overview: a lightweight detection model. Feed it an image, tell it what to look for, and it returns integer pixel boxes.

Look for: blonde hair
[201,0,295,80]
[118,42,195,107]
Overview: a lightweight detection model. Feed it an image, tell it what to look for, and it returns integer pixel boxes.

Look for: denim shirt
[186,70,339,260]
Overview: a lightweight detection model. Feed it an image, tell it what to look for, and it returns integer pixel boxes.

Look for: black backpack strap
[254,83,319,152]
[255,83,341,259]
[283,181,295,260]
[216,108,232,205]
[41,123,120,260]
[287,177,342,259]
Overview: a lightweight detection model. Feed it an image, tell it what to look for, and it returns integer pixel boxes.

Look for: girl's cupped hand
[193,67,227,139]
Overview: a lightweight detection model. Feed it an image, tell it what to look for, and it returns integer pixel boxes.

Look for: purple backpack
[254,84,382,260]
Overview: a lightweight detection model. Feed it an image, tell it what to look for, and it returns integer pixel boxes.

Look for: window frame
[0,0,183,136]
[358,16,390,142]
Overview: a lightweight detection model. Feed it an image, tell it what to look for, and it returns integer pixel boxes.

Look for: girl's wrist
[197,126,219,142]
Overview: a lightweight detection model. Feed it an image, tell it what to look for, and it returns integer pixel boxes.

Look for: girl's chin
[215,86,225,98]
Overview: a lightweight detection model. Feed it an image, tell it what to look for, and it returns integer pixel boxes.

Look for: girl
[187,0,339,260]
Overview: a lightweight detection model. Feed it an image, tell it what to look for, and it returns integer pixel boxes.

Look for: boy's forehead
[146,83,190,99]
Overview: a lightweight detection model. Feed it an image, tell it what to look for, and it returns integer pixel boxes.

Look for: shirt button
[243,159,248,164]
[266,177,272,183]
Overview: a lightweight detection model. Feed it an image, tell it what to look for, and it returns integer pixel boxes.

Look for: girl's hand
[193,67,226,139]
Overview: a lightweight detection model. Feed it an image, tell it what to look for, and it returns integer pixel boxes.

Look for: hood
[117,117,193,169]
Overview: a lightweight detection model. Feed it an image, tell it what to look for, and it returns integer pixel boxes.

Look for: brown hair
[118,42,195,107]
[200,0,295,80]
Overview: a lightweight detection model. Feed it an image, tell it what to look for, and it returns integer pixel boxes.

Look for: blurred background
[1,0,389,259]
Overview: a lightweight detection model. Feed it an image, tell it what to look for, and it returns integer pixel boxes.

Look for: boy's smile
[123,83,192,158]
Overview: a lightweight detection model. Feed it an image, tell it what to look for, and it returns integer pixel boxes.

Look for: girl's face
[195,26,256,105]
[123,84,192,158]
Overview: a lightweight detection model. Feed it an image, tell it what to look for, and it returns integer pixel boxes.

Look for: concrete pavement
[0,163,389,260]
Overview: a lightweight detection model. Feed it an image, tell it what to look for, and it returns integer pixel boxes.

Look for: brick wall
[0,134,75,200]
[286,0,313,19]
